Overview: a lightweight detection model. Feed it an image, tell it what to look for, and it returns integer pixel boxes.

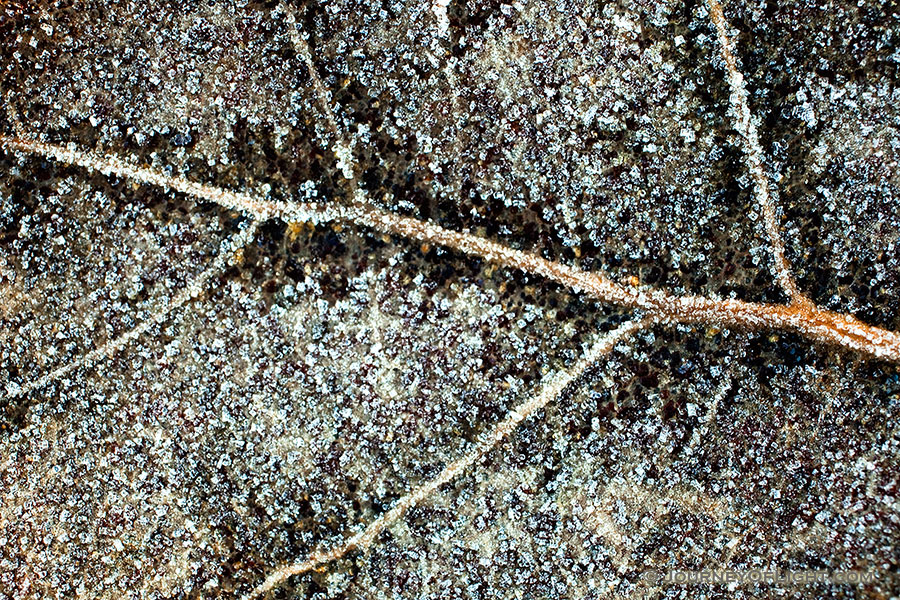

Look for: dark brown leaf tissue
[1,1,899,598]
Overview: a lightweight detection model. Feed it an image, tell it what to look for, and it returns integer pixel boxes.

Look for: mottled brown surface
[1,1,899,599]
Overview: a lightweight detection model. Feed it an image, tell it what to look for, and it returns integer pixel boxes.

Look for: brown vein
[2,134,899,363]
[707,0,807,305]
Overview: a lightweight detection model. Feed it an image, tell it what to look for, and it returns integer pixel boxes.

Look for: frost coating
[2,0,900,599]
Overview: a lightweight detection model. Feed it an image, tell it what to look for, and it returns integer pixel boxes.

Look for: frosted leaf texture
[1,1,899,599]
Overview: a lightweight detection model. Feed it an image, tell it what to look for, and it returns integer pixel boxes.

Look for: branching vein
[239,318,648,600]
[1,220,259,402]
[707,0,807,305]
[3,135,898,362]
